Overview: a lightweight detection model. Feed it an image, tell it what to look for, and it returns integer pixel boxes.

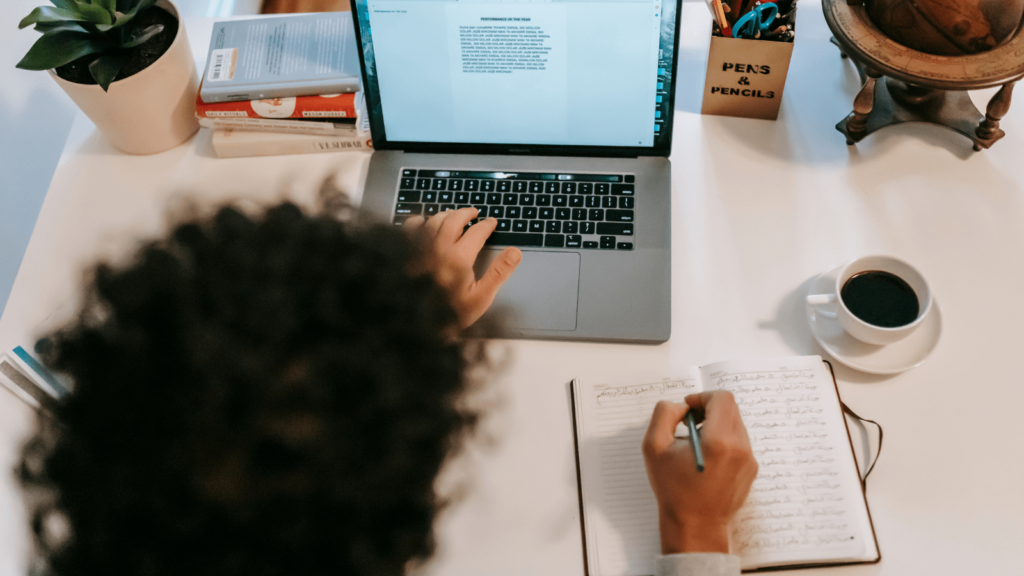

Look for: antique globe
[865,0,1024,56]
[821,0,1024,151]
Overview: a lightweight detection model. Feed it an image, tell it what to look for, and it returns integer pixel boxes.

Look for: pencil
[685,411,705,472]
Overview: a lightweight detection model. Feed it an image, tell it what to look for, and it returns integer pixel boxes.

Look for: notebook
[570,356,881,574]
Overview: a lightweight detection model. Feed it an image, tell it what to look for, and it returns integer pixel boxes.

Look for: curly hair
[18,200,484,576]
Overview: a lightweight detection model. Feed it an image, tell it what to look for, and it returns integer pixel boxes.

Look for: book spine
[196,93,358,119]
[211,130,373,158]
[198,117,357,136]
[199,77,361,103]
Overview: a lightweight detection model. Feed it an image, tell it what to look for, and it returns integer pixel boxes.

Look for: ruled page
[701,356,878,570]
[573,370,703,576]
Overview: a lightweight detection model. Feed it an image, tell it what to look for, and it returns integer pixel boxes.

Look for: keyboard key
[506,206,521,219]
[487,193,502,204]
[589,209,605,221]
[553,195,568,207]
[496,219,511,231]
[397,190,421,202]
[471,192,486,204]
[400,178,415,190]
[402,169,417,177]
[455,192,469,203]
[562,182,577,194]
[523,207,538,219]
[624,175,635,183]
[529,220,545,232]
[432,179,447,190]
[395,203,423,215]
[465,180,480,191]
[602,196,617,208]
[529,181,544,193]
[513,220,528,232]
[544,234,565,248]
[449,179,464,191]
[545,182,560,193]
[546,221,561,233]
[416,178,431,190]
[555,208,571,220]
[569,195,585,207]
[393,215,411,226]
[503,193,518,205]
[617,242,634,250]
[581,222,595,234]
[597,223,634,235]
[441,204,456,211]
[572,208,587,221]
[439,192,454,203]
[481,180,496,192]
[457,205,471,210]
[619,197,635,209]
[497,181,512,192]
[612,184,635,196]
[513,181,528,192]
[583,240,599,249]
[422,191,437,203]
[489,206,505,218]
[606,210,635,222]
[579,183,593,194]
[485,232,544,247]
[563,221,579,234]
[537,194,552,207]
[519,194,535,206]
[566,235,582,248]
[595,183,610,195]
[474,205,488,217]
[586,196,601,208]
[600,235,616,249]
[540,207,554,219]
[425,204,439,216]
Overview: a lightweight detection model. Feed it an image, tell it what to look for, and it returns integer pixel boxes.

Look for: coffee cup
[807,255,932,346]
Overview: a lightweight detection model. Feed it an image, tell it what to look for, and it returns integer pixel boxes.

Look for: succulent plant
[16,0,166,91]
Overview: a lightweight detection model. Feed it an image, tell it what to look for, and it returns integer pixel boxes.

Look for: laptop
[352,0,681,343]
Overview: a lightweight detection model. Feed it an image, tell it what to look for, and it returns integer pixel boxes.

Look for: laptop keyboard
[392,169,635,250]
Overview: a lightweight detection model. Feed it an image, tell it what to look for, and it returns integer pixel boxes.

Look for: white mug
[807,255,932,346]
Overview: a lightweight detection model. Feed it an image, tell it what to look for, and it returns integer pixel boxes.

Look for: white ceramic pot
[49,0,199,155]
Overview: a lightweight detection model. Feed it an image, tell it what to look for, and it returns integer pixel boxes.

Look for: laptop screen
[350,0,680,156]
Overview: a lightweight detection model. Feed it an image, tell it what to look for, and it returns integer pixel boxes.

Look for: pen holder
[701,21,796,121]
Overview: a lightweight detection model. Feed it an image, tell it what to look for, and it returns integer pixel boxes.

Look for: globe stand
[823,0,1023,151]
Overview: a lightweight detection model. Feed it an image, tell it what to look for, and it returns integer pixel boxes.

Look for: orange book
[196,89,358,120]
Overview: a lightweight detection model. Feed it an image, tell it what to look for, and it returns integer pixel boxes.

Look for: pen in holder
[701,0,797,121]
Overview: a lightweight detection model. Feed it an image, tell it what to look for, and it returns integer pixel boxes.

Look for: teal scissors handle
[733,2,779,39]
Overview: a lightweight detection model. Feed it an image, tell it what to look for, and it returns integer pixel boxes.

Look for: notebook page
[574,370,702,576]
[701,356,878,570]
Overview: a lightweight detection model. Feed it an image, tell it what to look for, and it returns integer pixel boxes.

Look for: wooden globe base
[831,39,1016,151]
[823,0,1023,152]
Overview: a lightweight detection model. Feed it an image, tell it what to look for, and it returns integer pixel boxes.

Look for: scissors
[732,2,779,39]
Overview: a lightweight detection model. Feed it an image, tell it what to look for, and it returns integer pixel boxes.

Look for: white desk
[3,3,1024,575]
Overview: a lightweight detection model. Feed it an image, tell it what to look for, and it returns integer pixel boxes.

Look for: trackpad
[475,249,579,331]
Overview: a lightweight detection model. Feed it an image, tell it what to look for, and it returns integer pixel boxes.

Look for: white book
[211,129,373,158]
[571,355,880,574]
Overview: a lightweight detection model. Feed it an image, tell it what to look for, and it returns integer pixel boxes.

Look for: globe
[865,0,1024,56]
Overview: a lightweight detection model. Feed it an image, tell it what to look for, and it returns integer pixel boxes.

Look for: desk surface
[3,2,1024,575]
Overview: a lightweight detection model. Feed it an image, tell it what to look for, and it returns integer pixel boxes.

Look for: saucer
[805,264,942,375]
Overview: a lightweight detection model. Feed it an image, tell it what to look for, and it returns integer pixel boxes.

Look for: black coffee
[840,271,919,328]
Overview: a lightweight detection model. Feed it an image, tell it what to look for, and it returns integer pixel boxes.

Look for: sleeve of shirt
[654,553,741,576]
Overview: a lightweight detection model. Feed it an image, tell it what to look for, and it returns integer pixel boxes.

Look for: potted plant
[16,0,199,155]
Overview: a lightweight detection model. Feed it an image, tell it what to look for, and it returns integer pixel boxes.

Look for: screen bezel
[349,0,682,158]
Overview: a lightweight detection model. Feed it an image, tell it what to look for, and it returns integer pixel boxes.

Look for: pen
[685,411,705,472]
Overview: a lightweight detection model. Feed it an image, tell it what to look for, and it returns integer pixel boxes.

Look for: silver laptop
[352,0,680,343]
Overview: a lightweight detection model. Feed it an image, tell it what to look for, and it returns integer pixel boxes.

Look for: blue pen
[685,411,705,472]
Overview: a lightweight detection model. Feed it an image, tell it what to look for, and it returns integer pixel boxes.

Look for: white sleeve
[654,553,741,576]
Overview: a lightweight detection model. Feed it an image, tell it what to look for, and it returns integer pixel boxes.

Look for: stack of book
[195,12,371,158]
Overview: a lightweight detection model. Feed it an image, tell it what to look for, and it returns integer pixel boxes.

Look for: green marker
[685,411,705,472]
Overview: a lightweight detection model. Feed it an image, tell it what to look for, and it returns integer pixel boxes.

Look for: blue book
[200,13,362,103]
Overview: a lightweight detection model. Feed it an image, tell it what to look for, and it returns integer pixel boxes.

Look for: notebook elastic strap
[839,400,883,487]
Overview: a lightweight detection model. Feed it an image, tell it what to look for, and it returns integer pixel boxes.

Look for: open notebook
[570,356,880,574]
